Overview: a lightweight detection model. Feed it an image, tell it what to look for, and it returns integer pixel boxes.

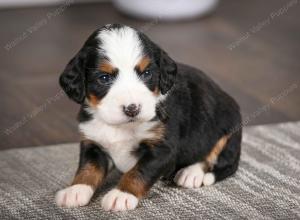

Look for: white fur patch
[55,184,94,208]
[79,119,160,173]
[98,26,143,71]
[203,172,216,186]
[101,188,138,211]
[174,162,215,188]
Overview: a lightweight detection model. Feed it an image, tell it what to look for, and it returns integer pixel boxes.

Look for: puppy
[55,24,242,211]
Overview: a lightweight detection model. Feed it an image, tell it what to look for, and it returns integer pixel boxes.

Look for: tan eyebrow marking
[136,56,151,72]
[99,62,116,74]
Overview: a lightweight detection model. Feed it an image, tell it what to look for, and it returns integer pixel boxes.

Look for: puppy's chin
[100,117,136,126]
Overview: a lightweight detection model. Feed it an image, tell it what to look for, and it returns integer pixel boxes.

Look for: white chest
[79,119,158,173]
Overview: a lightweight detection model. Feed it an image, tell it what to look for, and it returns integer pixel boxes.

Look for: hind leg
[174,162,216,188]
[212,131,241,182]
[174,131,241,188]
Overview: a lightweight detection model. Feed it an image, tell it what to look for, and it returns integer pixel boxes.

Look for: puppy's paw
[203,172,216,186]
[174,163,208,188]
[101,188,138,211]
[55,184,94,208]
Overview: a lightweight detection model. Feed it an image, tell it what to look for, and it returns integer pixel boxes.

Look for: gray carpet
[0,122,300,220]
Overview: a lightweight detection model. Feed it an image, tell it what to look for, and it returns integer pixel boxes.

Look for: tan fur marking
[118,166,148,198]
[153,87,160,96]
[136,56,151,72]
[99,62,116,74]
[80,138,94,145]
[72,163,105,190]
[205,135,230,170]
[88,94,100,106]
[142,123,165,147]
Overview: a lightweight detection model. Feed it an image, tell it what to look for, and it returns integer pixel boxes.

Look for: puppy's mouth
[126,117,144,124]
[109,117,143,128]
[125,116,152,124]
[128,118,136,123]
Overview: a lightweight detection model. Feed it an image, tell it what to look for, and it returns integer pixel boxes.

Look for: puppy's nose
[123,104,140,117]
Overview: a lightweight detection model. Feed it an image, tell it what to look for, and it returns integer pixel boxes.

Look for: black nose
[123,104,140,117]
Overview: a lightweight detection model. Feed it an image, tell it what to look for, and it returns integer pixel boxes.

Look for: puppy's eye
[140,70,152,80]
[98,74,113,84]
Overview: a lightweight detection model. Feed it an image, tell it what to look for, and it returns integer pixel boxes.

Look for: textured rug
[0,121,300,220]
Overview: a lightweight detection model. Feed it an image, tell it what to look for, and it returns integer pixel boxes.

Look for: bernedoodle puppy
[55,24,242,211]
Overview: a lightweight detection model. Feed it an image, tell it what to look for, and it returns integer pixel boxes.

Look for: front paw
[55,184,94,208]
[101,188,139,211]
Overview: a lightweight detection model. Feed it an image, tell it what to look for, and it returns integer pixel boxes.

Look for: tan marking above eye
[99,62,116,74]
[136,56,151,72]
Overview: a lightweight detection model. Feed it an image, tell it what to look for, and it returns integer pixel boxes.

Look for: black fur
[59,24,242,201]
[162,64,242,180]
[59,30,102,104]
[138,31,177,94]
[59,53,86,104]
[78,141,110,176]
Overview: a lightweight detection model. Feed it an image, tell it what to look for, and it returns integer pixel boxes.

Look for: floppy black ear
[159,50,177,95]
[59,50,87,104]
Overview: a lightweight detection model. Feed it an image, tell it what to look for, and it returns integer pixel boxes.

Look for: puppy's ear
[158,50,177,95]
[59,49,87,104]
[137,31,177,94]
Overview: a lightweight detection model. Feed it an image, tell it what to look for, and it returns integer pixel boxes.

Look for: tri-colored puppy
[55,24,242,211]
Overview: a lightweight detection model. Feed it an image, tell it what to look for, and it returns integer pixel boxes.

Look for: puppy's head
[60,24,177,125]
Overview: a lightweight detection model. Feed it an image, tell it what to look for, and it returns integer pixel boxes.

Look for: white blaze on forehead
[92,26,157,126]
[97,26,143,70]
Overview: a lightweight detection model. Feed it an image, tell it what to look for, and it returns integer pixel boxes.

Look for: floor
[0,0,299,150]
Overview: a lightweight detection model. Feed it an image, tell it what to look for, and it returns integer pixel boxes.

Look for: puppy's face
[60,24,177,125]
